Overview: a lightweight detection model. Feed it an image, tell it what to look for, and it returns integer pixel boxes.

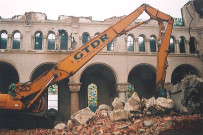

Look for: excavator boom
[0,4,173,112]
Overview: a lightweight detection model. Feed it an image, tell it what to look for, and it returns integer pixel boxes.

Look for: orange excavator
[0,4,173,113]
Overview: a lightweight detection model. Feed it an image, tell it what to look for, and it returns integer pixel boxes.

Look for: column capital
[116,83,129,92]
[69,83,81,92]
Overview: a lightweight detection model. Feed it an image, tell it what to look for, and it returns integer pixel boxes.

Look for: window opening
[59,31,68,50]
[88,83,98,112]
[82,33,90,45]
[34,32,42,50]
[48,33,55,50]
[0,31,8,49]
[48,84,58,110]
[127,35,134,52]
[179,37,186,53]
[139,36,145,52]
[107,40,114,51]
[169,38,175,53]
[126,84,135,100]
[150,36,156,52]
[189,37,196,54]
[12,32,20,49]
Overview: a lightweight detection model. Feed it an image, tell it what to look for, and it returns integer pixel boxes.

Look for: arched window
[169,37,175,53]
[48,84,58,110]
[88,83,98,112]
[127,35,134,52]
[34,32,42,50]
[150,36,156,52]
[48,33,55,50]
[82,32,90,45]
[189,37,196,54]
[179,36,186,53]
[0,31,8,49]
[139,35,145,52]
[59,30,68,50]
[12,31,20,49]
[107,40,114,51]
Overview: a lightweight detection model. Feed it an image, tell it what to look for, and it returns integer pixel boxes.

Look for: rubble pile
[0,113,202,135]
[0,80,202,134]
[166,75,203,114]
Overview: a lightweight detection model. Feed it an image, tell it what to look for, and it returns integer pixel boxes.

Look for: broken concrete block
[127,92,140,106]
[96,104,112,116]
[112,97,124,110]
[155,97,174,110]
[109,109,130,121]
[145,97,156,109]
[71,107,95,126]
[54,123,67,130]
[124,102,140,112]
[143,120,153,127]
[67,120,73,129]
[124,92,141,112]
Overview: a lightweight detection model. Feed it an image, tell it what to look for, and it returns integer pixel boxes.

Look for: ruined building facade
[0,1,203,121]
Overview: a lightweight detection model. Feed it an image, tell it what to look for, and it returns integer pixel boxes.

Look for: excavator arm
[0,4,173,112]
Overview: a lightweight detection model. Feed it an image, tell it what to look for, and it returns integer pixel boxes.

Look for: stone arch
[171,64,201,85]
[128,63,156,98]
[79,63,118,110]
[0,61,19,93]
[30,62,71,121]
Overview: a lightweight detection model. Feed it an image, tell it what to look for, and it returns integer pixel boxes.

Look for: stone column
[69,83,81,115]
[135,38,139,52]
[146,38,150,53]
[31,34,34,50]
[20,34,23,50]
[43,35,47,50]
[7,34,12,50]
[116,83,129,102]
[175,40,180,54]
[185,40,190,54]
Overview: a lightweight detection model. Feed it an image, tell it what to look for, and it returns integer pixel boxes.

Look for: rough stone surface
[96,104,112,116]
[155,97,174,110]
[67,120,73,129]
[71,107,95,126]
[110,109,130,121]
[112,97,124,110]
[124,92,140,111]
[54,123,66,130]
[167,75,203,114]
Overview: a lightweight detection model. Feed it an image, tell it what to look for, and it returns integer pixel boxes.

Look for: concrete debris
[155,97,174,110]
[71,107,95,126]
[96,104,112,116]
[112,97,124,110]
[124,92,141,112]
[66,120,73,130]
[167,75,203,114]
[143,120,153,127]
[110,109,131,121]
[54,123,66,130]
